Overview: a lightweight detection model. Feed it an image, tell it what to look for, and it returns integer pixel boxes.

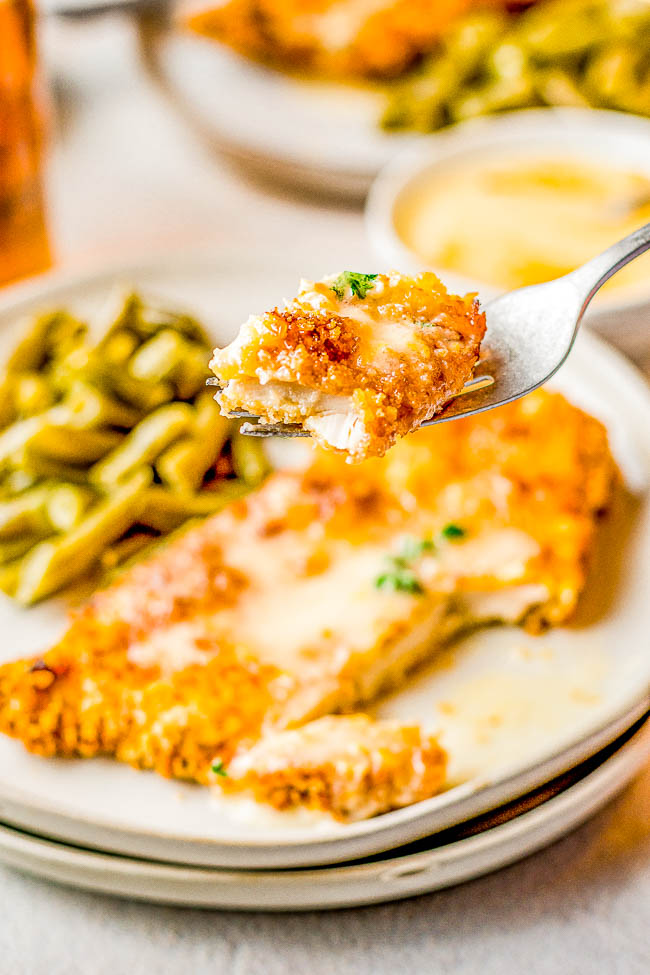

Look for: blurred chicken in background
[183,0,530,78]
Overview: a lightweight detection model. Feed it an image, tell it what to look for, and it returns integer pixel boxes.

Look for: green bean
[518,0,609,62]
[443,11,507,69]
[0,560,21,596]
[91,359,175,411]
[585,43,648,112]
[31,423,123,464]
[0,483,94,538]
[139,482,248,533]
[51,342,174,410]
[0,469,36,495]
[231,430,269,486]
[534,67,591,108]
[129,330,208,400]
[157,394,230,493]
[16,467,152,605]
[6,310,86,374]
[13,449,91,485]
[63,380,142,429]
[450,73,537,122]
[0,486,51,538]
[91,403,193,488]
[101,329,140,365]
[0,414,51,467]
[0,382,15,430]
[134,301,210,347]
[129,329,188,385]
[12,373,55,417]
[0,534,45,565]
[46,484,96,533]
[100,532,158,572]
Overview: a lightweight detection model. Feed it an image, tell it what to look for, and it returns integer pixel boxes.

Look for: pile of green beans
[0,293,268,605]
[381,0,650,132]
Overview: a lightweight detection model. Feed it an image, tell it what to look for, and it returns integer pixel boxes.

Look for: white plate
[1,717,647,910]
[153,33,418,198]
[0,255,649,869]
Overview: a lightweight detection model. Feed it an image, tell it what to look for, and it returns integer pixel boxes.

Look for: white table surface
[0,11,648,973]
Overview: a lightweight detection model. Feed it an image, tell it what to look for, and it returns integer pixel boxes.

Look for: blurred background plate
[152,33,419,199]
[0,714,647,909]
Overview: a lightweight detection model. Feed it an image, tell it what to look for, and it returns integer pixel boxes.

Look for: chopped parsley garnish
[440,523,466,541]
[375,568,423,595]
[399,534,436,561]
[211,758,228,778]
[374,534,434,595]
[331,271,378,300]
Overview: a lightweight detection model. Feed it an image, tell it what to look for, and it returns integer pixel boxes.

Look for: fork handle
[569,221,650,311]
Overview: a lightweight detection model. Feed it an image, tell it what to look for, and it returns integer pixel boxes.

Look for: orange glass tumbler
[0,0,51,286]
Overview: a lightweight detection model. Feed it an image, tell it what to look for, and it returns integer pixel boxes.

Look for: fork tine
[240,421,310,438]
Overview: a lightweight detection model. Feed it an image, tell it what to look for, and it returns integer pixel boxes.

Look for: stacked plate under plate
[0,717,647,910]
[0,258,649,909]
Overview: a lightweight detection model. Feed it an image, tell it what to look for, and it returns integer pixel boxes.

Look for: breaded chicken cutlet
[0,390,615,821]
[210,271,486,461]
[184,0,506,79]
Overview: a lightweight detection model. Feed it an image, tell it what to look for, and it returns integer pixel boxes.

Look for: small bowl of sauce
[367,109,650,357]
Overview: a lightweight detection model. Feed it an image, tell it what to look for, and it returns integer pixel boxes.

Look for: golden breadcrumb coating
[210,271,486,460]
[226,714,447,820]
[0,391,615,817]
[185,0,506,79]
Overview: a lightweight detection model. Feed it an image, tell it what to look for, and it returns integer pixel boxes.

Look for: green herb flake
[211,757,228,778]
[331,272,378,300]
[440,523,466,541]
[399,534,435,561]
[375,568,424,595]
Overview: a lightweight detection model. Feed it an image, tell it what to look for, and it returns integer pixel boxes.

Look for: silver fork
[215,222,650,437]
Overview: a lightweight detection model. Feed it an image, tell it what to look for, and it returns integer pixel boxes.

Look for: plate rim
[0,254,649,867]
[0,716,647,910]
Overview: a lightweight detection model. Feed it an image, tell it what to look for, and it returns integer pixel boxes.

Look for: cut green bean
[139,482,249,533]
[231,430,269,486]
[0,485,51,538]
[6,310,86,374]
[31,423,123,464]
[63,380,142,429]
[13,449,91,485]
[100,532,158,572]
[129,329,188,385]
[129,330,208,400]
[46,484,96,533]
[91,403,193,488]
[16,468,152,605]
[0,560,21,596]
[102,329,140,365]
[13,373,55,417]
[0,534,46,565]
[157,394,231,493]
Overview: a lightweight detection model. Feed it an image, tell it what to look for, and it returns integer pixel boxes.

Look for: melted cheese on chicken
[210,271,486,461]
[0,390,615,819]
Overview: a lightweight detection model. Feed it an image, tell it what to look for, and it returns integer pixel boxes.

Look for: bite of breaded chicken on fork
[210,271,486,461]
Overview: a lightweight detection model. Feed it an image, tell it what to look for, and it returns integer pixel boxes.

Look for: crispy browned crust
[211,271,486,460]
[0,391,616,808]
[226,715,447,821]
[186,0,503,79]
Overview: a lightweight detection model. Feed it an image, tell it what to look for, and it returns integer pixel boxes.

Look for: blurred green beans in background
[382,0,650,133]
